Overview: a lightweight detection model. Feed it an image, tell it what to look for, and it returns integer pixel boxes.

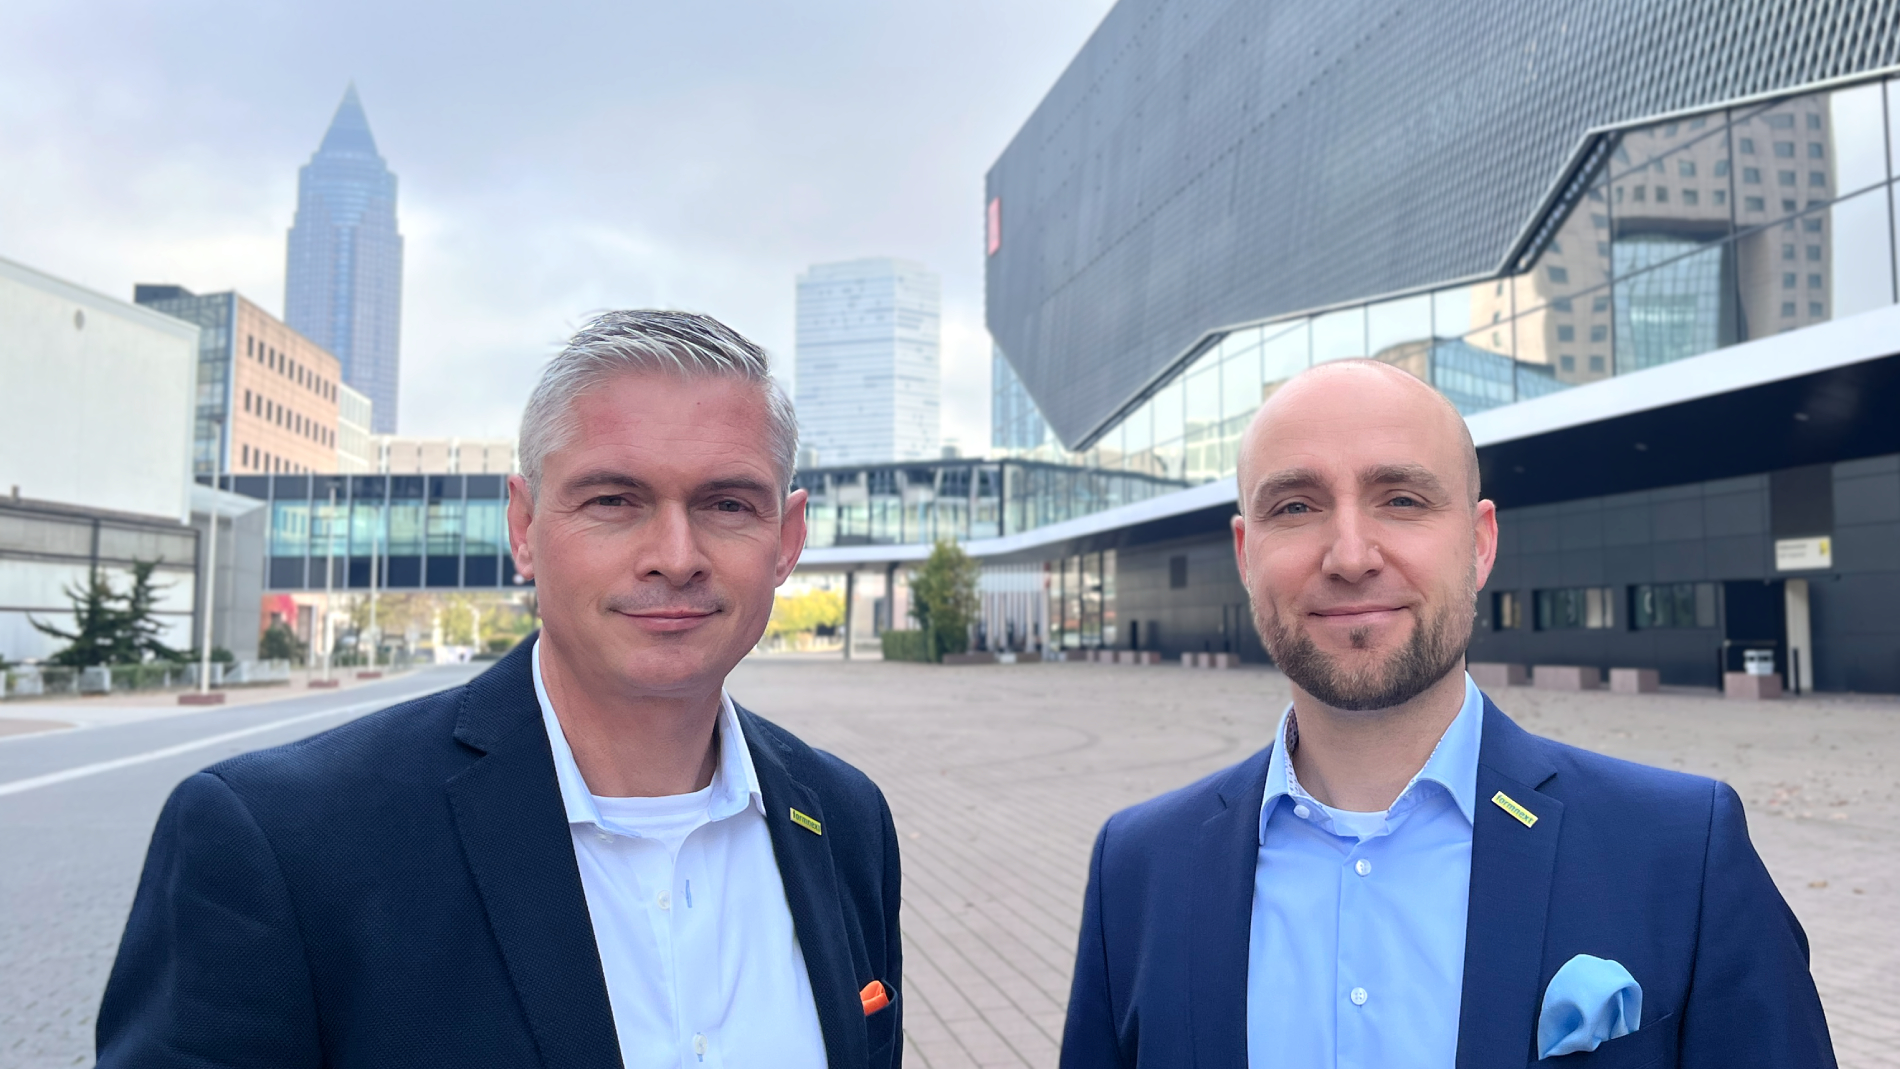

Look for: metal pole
[197,426,223,695]
[842,570,856,661]
[368,500,380,672]
[322,486,336,682]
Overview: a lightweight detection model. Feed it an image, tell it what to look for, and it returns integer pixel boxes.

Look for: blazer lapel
[744,711,867,1069]
[446,638,622,1069]
[1456,700,1565,1069]
[1187,747,1272,1069]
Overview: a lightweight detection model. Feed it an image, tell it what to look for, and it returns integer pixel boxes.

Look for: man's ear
[1472,499,1499,591]
[775,488,810,586]
[506,474,536,581]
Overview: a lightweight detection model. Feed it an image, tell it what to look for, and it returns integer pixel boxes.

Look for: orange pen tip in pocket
[860,980,891,1015]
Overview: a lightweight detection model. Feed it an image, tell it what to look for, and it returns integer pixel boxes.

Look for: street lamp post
[361,498,382,678]
[311,487,340,688]
[182,416,227,706]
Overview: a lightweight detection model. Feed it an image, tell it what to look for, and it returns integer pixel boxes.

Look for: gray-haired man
[98,312,904,1068]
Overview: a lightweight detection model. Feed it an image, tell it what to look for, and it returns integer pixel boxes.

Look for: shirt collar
[532,638,764,833]
[1259,671,1485,843]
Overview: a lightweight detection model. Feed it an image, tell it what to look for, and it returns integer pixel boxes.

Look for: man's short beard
[1255,571,1473,712]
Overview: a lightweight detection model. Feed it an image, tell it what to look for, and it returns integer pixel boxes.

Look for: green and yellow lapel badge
[789,808,823,836]
[1491,791,1538,828]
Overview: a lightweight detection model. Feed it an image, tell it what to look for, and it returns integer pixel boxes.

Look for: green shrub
[880,629,934,663]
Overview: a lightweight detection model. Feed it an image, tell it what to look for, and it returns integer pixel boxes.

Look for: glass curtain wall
[1045,548,1119,650]
[1079,75,1900,487]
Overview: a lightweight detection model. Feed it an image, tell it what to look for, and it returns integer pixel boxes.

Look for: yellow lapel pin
[1491,791,1538,828]
[790,808,823,836]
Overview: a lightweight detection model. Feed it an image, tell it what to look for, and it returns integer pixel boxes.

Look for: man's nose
[641,501,707,585]
[1322,503,1383,583]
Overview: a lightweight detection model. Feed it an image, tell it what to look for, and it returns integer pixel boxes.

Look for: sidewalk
[0,666,422,734]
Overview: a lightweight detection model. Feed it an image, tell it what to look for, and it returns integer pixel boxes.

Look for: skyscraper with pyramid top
[286,85,404,433]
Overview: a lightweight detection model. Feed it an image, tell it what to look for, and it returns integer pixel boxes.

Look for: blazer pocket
[1546,1012,1678,1069]
[866,997,898,1066]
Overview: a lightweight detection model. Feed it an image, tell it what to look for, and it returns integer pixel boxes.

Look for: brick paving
[728,656,1900,1069]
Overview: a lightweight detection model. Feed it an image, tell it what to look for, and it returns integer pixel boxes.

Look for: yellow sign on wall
[1774,537,1831,572]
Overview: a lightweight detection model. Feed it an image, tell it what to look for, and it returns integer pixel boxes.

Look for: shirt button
[693,1033,707,1056]
[657,891,672,911]
[1350,987,1369,1006]
[594,831,612,843]
[1355,858,1372,877]
[1293,804,1312,820]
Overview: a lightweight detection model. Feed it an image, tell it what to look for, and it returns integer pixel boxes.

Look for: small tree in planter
[31,560,186,667]
[259,621,307,663]
[909,540,980,662]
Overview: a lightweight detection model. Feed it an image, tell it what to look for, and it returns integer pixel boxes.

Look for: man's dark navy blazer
[1060,694,1834,1068]
[98,637,903,1067]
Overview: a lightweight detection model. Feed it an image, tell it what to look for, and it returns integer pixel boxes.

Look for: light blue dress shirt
[1247,673,1484,1069]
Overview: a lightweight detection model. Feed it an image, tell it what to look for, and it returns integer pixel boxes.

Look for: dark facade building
[968,0,1900,692]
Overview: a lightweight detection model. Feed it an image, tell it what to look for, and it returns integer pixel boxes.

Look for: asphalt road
[0,665,482,1068]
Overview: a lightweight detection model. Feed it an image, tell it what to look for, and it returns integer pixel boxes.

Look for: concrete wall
[0,501,199,663]
[1114,533,1261,662]
[0,256,199,523]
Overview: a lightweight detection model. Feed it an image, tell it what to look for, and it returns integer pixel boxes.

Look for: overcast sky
[1,0,1112,449]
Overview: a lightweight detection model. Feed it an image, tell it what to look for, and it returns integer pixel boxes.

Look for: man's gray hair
[518,310,799,495]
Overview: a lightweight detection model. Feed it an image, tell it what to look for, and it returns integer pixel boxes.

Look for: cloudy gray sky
[1,0,1112,448]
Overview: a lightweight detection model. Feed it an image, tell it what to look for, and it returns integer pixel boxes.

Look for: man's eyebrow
[560,470,649,495]
[697,476,776,498]
[1250,468,1327,511]
[1362,464,1448,496]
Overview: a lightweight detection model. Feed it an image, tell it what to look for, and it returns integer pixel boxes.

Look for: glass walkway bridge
[220,459,1186,591]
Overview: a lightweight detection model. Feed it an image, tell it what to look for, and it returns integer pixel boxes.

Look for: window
[1633,185,1647,202]
[242,444,250,465]
[1804,217,1823,232]
[1714,190,1727,205]
[1738,137,1756,154]
[1588,355,1605,372]
[1552,297,1573,312]
[1630,583,1716,629]
[1168,555,1188,590]
[1806,245,1821,262]
[1783,272,1797,289]
[1742,167,1761,183]
[1782,301,1797,317]
[1678,160,1696,177]
[1746,196,1766,212]
[1783,198,1798,213]
[1535,587,1616,630]
[1560,354,1576,371]
[1806,113,1823,131]
[1778,170,1796,186]
[1714,160,1730,177]
[1493,591,1523,630]
[1557,325,1575,342]
[1809,273,1823,288]
[1656,187,1670,203]
[1592,295,1610,313]
[1808,143,1825,160]
[1768,114,1795,130]
[1682,189,1698,205]
[1809,171,1826,188]
[1547,266,1569,284]
[1592,212,1608,227]
[1783,244,1796,261]
[1774,141,1795,158]
[1589,324,1608,342]
[1810,301,1824,317]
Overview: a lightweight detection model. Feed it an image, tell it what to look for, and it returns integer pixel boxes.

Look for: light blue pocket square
[1538,954,1643,1059]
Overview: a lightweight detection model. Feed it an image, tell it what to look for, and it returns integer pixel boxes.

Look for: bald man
[1058,360,1833,1068]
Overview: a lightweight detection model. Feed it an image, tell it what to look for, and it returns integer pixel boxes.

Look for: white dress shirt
[533,642,827,1069]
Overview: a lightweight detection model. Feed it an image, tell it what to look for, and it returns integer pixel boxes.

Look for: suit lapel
[744,711,867,1069]
[1456,700,1565,1069]
[446,638,622,1069]
[1187,748,1271,1069]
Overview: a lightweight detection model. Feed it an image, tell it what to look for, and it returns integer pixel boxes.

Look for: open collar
[531,638,763,829]
[1260,671,1485,842]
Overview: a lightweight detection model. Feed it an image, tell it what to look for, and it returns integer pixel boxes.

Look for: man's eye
[714,500,748,513]
[1277,501,1310,515]
[591,495,628,507]
[1388,495,1419,507]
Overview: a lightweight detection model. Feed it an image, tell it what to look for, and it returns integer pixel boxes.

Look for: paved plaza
[0,656,1894,1067]
[727,656,1900,1069]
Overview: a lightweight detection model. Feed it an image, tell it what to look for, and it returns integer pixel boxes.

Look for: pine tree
[30,559,186,667]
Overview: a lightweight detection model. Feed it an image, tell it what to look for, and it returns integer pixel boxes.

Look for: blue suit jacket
[97,638,903,1068]
[1060,696,1834,1068]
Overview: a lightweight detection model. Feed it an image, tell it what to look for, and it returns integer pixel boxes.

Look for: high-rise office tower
[285,85,404,433]
[794,258,941,467]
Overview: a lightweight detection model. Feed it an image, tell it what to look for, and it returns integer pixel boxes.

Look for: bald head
[1238,359,1480,509]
